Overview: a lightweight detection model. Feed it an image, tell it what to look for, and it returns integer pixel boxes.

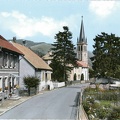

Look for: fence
[53,82,65,88]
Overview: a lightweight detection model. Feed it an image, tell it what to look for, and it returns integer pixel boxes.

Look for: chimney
[13,37,16,43]
[22,40,26,46]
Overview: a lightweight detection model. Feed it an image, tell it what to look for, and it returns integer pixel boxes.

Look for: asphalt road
[0,84,88,119]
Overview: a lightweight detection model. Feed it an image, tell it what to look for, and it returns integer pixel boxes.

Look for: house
[11,41,53,91]
[0,35,23,99]
[42,51,53,65]
[43,17,89,81]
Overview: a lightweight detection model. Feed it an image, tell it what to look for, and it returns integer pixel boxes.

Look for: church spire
[78,16,86,43]
[77,16,88,63]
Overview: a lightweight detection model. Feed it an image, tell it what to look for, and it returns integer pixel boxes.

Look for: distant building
[42,51,53,65]
[11,42,53,91]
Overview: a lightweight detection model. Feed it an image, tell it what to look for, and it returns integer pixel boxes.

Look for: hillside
[30,43,53,55]
[8,39,53,56]
[8,39,39,47]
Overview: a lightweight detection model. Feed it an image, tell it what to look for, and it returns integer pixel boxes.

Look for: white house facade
[12,42,53,91]
[0,35,23,99]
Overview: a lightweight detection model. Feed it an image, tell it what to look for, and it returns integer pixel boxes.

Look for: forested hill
[9,39,93,68]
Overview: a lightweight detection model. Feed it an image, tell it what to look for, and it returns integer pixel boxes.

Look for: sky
[0,0,120,52]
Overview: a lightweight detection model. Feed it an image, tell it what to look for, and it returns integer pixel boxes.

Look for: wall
[82,68,89,80]
[19,56,35,89]
[53,82,65,88]
[69,67,82,81]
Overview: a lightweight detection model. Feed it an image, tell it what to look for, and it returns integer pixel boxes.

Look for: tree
[91,32,120,79]
[50,59,65,82]
[89,68,95,78]
[50,26,77,82]
[23,76,40,96]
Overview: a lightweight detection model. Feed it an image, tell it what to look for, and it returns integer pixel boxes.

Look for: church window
[81,46,83,51]
[78,46,80,51]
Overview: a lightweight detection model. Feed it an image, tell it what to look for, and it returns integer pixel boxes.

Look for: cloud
[0,11,79,39]
[89,1,118,18]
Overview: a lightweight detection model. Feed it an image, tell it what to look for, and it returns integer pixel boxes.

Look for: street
[0,84,88,119]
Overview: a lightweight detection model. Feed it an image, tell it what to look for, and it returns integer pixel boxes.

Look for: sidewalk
[0,96,32,116]
[0,91,44,116]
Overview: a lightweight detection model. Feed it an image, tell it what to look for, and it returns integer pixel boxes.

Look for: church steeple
[78,16,87,44]
[77,16,88,64]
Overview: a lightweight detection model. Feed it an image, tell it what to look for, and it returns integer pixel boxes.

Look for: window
[81,46,83,51]
[0,77,2,90]
[8,54,12,68]
[3,52,8,68]
[78,46,80,51]
[13,55,18,68]
[2,77,6,92]
[0,52,3,68]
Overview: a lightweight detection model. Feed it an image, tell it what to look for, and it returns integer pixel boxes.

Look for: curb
[0,97,31,116]
[0,92,44,116]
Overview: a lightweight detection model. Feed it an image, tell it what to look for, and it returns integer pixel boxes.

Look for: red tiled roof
[77,60,88,68]
[0,35,23,55]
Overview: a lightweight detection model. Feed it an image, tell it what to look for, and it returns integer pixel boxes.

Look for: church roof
[77,60,88,68]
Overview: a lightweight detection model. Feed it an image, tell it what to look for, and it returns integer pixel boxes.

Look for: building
[72,16,89,81]
[42,51,53,65]
[0,35,23,99]
[11,42,53,91]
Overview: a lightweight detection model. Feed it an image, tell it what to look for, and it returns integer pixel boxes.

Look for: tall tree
[91,32,120,79]
[50,26,77,82]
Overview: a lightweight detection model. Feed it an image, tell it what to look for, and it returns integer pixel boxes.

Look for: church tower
[77,16,88,64]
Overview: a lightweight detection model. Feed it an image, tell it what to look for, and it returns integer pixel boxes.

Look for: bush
[23,76,40,96]
[83,101,90,114]
[96,106,110,119]
[96,91,118,101]
[108,106,120,120]
[83,87,120,120]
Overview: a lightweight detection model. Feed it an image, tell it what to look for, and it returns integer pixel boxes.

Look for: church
[43,16,89,81]
[69,16,89,81]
